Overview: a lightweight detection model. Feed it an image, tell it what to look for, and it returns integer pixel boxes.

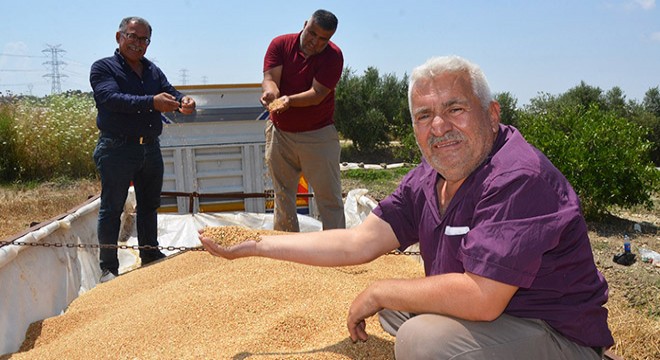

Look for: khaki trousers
[265,121,345,231]
[379,310,602,360]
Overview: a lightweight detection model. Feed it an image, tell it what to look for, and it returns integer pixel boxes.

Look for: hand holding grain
[199,226,287,260]
[267,96,288,114]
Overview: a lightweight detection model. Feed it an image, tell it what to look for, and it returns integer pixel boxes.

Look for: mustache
[428,132,465,146]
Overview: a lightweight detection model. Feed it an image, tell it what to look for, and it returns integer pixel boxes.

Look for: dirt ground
[1,179,659,359]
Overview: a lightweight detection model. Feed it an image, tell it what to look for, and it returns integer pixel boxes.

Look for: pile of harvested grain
[202,225,289,247]
[5,228,424,359]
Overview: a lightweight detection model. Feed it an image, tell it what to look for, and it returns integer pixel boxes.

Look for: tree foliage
[519,99,659,220]
[335,67,409,154]
[495,92,520,127]
[641,87,660,165]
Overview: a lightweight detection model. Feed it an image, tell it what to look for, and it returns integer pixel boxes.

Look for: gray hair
[408,55,493,114]
[311,9,338,31]
[118,16,152,36]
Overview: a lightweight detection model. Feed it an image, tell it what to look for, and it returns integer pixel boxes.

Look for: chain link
[1,240,420,255]
[0,240,206,252]
[388,250,422,256]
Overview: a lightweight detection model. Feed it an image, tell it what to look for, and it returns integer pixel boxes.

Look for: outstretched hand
[198,229,258,260]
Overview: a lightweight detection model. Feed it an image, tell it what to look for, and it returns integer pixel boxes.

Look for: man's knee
[394,314,470,360]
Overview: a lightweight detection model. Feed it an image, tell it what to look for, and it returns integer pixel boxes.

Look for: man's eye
[416,114,430,121]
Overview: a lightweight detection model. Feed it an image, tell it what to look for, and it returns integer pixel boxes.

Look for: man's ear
[489,101,501,132]
[115,31,121,44]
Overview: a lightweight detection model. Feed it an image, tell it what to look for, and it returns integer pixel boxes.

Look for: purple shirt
[373,125,614,348]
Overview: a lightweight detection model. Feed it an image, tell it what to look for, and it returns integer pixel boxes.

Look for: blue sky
[0,0,658,106]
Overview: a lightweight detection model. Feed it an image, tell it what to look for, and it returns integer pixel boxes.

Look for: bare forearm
[367,273,516,321]
[262,79,279,96]
[256,229,378,266]
[254,215,399,267]
[287,88,326,107]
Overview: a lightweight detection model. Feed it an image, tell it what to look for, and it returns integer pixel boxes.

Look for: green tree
[335,67,409,154]
[643,86,660,117]
[519,102,658,220]
[640,87,660,165]
[495,92,519,127]
[603,86,630,118]
[560,81,605,109]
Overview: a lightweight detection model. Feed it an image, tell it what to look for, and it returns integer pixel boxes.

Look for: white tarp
[0,188,376,356]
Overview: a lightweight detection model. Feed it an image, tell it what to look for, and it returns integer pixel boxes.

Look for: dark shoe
[99,269,117,283]
[141,251,167,266]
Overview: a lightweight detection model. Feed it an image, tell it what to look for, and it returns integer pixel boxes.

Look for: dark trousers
[93,134,164,274]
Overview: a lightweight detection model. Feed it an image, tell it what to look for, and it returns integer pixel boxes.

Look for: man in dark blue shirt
[90,16,195,283]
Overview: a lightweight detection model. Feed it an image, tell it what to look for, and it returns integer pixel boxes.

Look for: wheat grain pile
[5,227,424,360]
[203,225,289,247]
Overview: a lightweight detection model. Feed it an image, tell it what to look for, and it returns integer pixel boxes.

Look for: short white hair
[408,55,493,115]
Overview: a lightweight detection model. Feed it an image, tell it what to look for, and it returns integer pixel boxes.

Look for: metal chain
[0,240,206,252]
[389,250,422,256]
[1,240,421,255]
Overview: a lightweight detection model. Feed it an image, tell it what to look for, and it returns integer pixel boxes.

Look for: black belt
[101,132,157,145]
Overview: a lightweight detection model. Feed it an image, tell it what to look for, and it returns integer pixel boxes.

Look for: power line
[179,68,188,85]
[42,44,68,94]
[0,53,45,58]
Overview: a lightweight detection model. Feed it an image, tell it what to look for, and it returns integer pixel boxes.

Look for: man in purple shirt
[200,55,613,359]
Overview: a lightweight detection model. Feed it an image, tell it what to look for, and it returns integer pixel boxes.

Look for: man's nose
[431,115,451,135]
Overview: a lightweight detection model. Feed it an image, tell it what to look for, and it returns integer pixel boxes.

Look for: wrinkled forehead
[125,21,151,35]
[411,72,473,102]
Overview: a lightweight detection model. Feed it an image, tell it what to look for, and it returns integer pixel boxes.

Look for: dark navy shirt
[90,49,183,137]
[373,124,614,349]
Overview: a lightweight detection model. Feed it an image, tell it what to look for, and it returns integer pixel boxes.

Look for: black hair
[312,9,338,31]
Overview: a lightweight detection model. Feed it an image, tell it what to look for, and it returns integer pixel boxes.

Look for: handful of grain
[203,225,288,248]
[267,97,286,112]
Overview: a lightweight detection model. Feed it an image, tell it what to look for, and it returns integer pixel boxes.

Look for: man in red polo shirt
[260,9,345,232]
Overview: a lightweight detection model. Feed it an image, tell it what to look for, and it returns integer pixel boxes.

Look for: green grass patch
[342,167,411,182]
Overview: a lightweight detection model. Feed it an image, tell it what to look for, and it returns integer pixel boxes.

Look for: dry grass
[606,290,660,359]
[0,179,100,239]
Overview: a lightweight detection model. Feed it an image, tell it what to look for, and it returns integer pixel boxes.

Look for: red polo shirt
[263,32,343,132]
